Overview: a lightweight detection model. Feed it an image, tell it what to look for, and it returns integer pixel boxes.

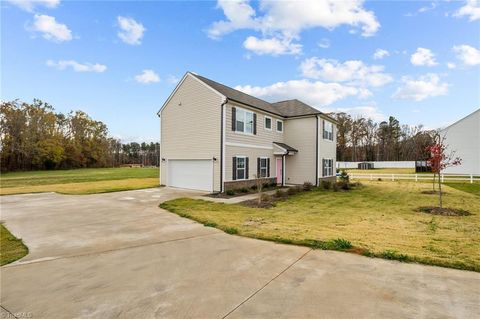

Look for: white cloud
[208,0,380,55]
[46,60,107,72]
[31,14,72,42]
[134,70,160,84]
[447,62,456,69]
[333,106,385,121]
[453,44,480,65]
[235,80,371,107]
[117,16,146,45]
[454,0,480,21]
[243,36,302,56]
[392,74,448,101]
[373,48,389,60]
[7,0,59,12]
[405,2,437,17]
[300,58,393,87]
[318,38,330,49]
[410,47,437,66]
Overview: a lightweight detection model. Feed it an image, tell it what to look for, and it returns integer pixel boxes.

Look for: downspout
[220,98,228,193]
[315,116,319,186]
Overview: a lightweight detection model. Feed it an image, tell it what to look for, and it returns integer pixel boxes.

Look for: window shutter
[253,113,257,135]
[232,107,236,131]
[257,158,260,177]
[232,157,237,180]
[245,157,249,179]
[267,158,270,177]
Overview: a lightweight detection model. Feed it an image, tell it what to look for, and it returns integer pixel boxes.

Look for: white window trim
[235,107,255,135]
[323,158,334,177]
[235,155,247,180]
[259,156,269,178]
[276,119,284,133]
[264,116,272,131]
[323,120,334,141]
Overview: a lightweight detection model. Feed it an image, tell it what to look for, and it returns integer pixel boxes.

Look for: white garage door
[168,160,213,191]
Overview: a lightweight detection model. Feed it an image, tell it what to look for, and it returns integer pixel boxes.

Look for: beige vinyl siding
[225,145,275,181]
[284,117,317,185]
[160,74,224,191]
[318,116,337,177]
[225,101,284,146]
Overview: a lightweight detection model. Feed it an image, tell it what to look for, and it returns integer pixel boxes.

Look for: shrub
[224,227,238,235]
[339,169,350,183]
[262,182,270,189]
[302,181,313,191]
[287,187,299,195]
[239,188,249,193]
[226,190,235,196]
[320,180,331,190]
[332,183,340,192]
[260,193,272,202]
[275,189,287,198]
[269,181,278,188]
[377,178,382,181]
[251,185,258,191]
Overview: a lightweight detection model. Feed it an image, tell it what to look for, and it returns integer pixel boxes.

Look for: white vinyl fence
[337,161,415,169]
[349,173,479,183]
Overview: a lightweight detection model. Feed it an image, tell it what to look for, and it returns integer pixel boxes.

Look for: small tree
[254,174,264,204]
[426,134,461,208]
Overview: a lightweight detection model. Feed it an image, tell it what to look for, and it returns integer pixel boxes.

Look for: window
[323,120,333,141]
[265,116,272,130]
[234,108,254,134]
[322,158,333,177]
[233,156,248,180]
[276,120,283,133]
[258,157,269,178]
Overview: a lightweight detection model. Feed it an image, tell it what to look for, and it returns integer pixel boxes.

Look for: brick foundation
[318,176,337,184]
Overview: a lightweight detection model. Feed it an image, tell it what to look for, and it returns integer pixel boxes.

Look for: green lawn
[345,168,416,174]
[161,181,480,271]
[445,183,480,196]
[0,224,28,266]
[1,167,159,195]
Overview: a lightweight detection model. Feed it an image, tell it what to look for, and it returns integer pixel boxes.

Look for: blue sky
[1,0,479,142]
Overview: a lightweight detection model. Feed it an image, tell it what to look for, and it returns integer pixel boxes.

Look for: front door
[276,158,282,184]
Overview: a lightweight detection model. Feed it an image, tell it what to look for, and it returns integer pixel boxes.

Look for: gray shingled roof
[273,142,298,153]
[190,72,326,118]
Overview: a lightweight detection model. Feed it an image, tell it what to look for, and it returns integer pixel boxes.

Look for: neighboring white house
[157,72,337,192]
[440,109,480,175]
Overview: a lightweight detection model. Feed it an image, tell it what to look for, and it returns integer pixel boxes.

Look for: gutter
[315,116,319,186]
[220,98,228,193]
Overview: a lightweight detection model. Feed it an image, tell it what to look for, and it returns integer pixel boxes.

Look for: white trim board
[225,142,273,150]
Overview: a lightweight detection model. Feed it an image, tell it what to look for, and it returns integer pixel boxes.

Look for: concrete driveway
[1,188,479,319]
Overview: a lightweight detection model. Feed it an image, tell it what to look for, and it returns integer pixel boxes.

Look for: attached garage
[167,160,213,191]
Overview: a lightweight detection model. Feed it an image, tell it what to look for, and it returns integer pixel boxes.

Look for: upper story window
[323,120,333,141]
[232,107,256,134]
[265,116,272,130]
[276,120,283,133]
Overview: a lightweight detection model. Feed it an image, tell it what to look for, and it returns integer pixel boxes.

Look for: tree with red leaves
[426,133,462,208]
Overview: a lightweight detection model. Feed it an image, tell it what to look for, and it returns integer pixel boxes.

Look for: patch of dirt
[421,190,447,195]
[416,206,471,216]
[243,217,268,227]
[240,199,276,208]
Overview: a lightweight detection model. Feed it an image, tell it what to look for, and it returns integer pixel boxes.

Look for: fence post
[471,174,473,184]
[392,174,394,181]
[415,174,418,182]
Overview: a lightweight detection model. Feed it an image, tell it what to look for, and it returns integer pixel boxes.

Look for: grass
[1,167,159,195]
[161,181,480,271]
[445,182,480,196]
[345,168,416,174]
[0,224,28,266]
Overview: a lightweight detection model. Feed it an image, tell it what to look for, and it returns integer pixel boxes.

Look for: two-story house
[158,72,337,192]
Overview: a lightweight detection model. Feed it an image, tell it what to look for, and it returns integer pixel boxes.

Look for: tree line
[333,113,435,162]
[0,99,159,172]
